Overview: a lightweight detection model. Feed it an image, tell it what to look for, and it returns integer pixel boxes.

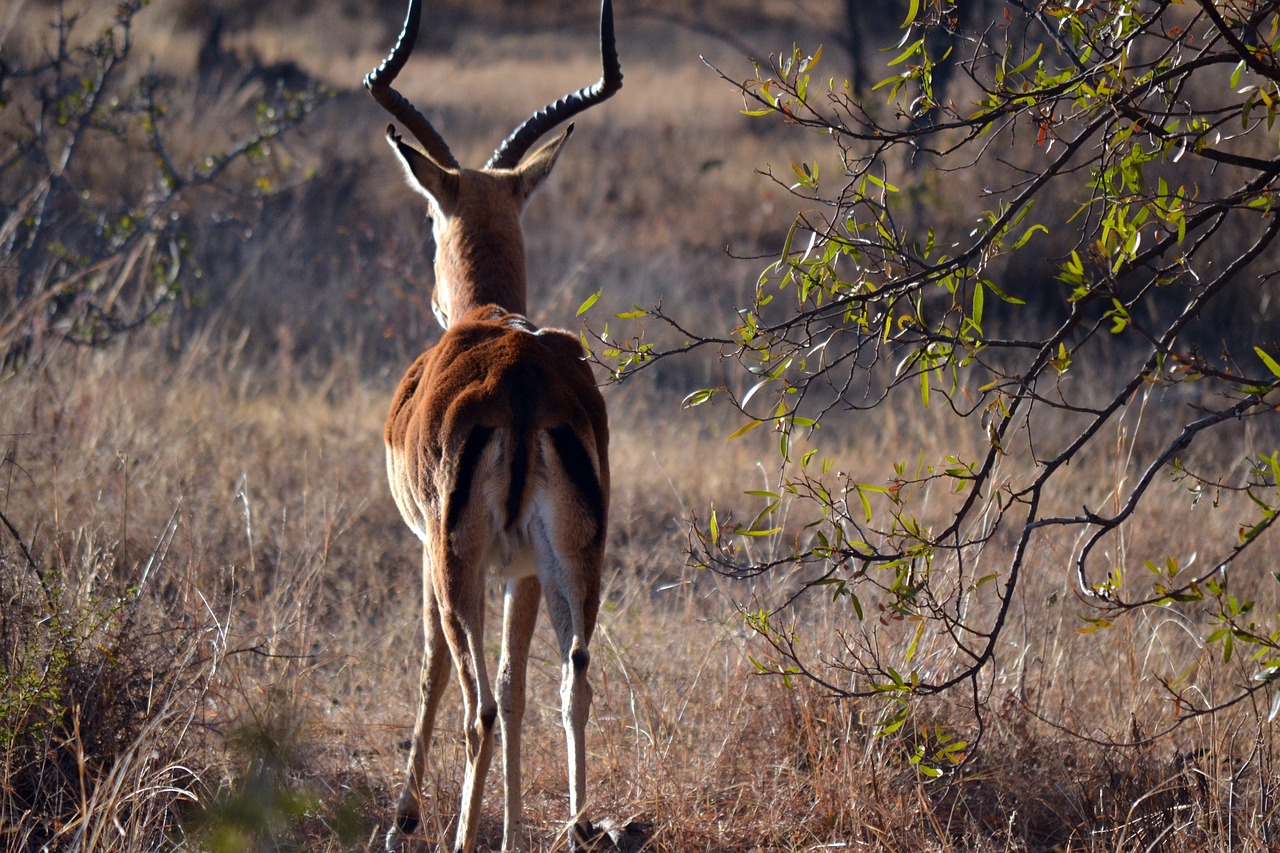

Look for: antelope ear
[512,124,574,201]
[387,125,459,215]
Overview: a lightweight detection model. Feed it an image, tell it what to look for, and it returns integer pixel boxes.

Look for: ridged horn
[365,0,460,169]
[484,0,623,170]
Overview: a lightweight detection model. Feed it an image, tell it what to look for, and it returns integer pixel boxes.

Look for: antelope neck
[437,231,529,320]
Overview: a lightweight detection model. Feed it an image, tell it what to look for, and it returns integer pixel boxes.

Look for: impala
[365,1,622,850]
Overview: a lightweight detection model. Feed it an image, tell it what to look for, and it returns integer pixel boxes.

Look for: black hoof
[569,819,599,851]
[576,817,651,852]
[385,814,420,852]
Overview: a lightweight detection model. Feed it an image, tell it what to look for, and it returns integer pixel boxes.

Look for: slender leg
[561,625,593,828]
[388,545,453,851]
[496,576,540,851]
[434,551,497,853]
[535,542,601,849]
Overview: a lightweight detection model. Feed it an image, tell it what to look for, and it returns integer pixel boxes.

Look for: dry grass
[4,1,1280,851]
[5,335,1280,852]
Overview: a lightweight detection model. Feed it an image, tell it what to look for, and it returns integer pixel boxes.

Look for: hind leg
[496,576,540,851]
[422,529,502,853]
[534,539,601,845]
[387,545,453,850]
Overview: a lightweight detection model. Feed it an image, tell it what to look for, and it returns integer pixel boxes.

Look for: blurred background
[2,0,867,384]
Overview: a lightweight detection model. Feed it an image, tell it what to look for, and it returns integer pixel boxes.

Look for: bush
[599,0,1280,783]
[0,0,321,371]
[0,519,213,851]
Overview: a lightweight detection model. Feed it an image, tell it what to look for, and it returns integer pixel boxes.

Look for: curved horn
[365,0,459,169]
[485,0,623,170]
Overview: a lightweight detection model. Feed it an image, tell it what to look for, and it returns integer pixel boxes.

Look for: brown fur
[380,128,611,853]
[385,305,609,553]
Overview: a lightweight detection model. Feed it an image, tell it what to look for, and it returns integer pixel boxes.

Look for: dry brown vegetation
[4,1,1280,851]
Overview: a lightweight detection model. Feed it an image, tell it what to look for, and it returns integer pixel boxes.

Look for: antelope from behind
[364,0,622,850]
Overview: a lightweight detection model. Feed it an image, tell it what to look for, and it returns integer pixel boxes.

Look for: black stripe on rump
[548,425,605,544]
[507,431,529,530]
[447,425,494,532]
[505,368,537,530]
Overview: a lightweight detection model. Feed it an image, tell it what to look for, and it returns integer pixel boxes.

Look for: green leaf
[727,418,766,440]
[1011,223,1048,250]
[576,289,601,316]
[682,388,718,408]
[1255,346,1280,378]
[876,704,909,736]
[904,618,925,666]
[855,484,874,522]
[864,173,900,193]
[1009,42,1043,77]
[901,0,920,28]
[887,39,923,69]
[982,278,1027,305]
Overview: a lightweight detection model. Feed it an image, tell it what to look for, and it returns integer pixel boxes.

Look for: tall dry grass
[5,334,1279,851]
[3,0,1280,851]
